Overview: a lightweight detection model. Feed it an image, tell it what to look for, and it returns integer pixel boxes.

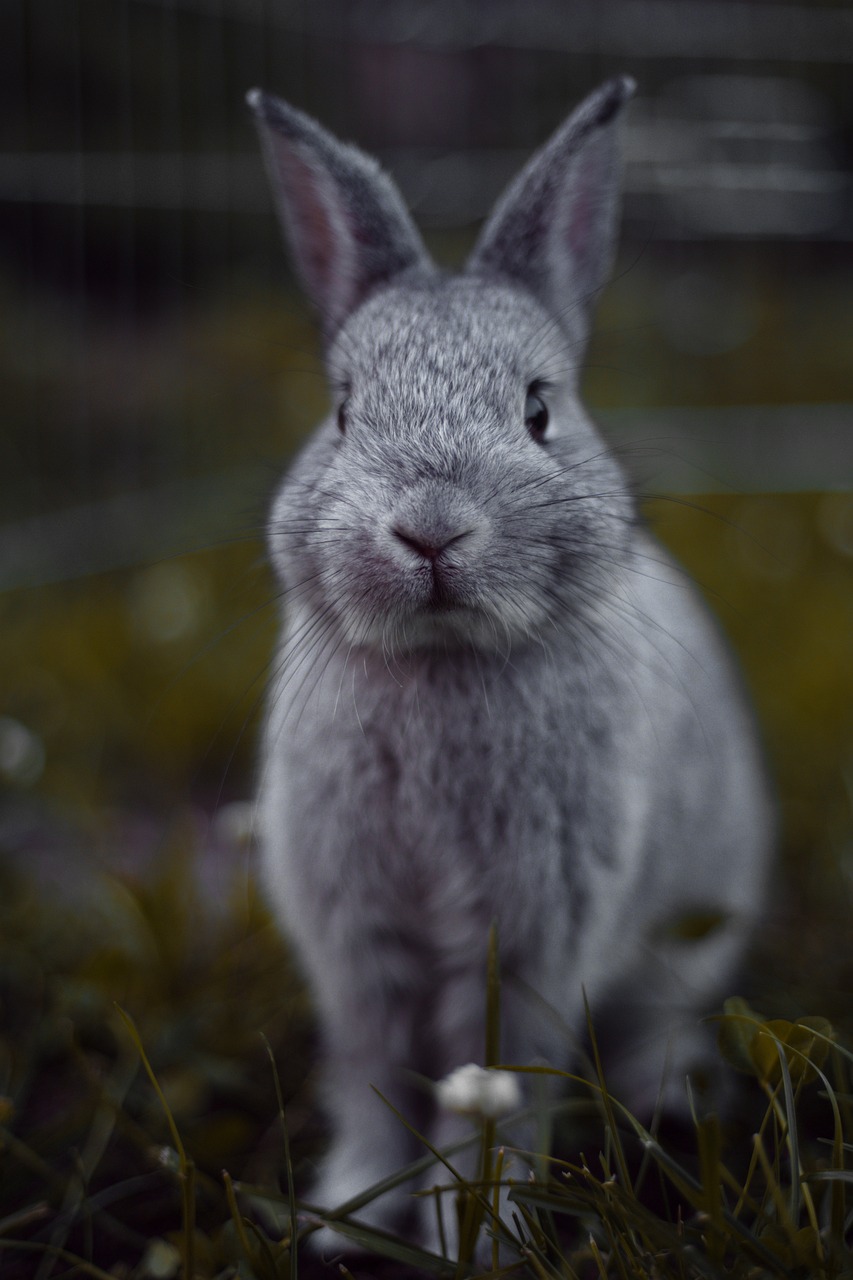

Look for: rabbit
[247,76,774,1263]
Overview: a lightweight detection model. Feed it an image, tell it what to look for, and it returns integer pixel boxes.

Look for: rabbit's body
[249,81,773,1257]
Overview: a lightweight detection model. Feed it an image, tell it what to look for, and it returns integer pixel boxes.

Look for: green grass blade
[802,1063,847,1269]
[695,1113,725,1265]
[115,1006,195,1280]
[255,1129,484,1227]
[115,1006,186,1166]
[640,1138,793,1277]
[261,1034,299,1280]
[776,1044,801,1228]
[224,1168,268,1275]
[0,1204,49,1237]
[0,1240,118,1279]
[301,1217,449,1273]
[234,1134,477,1220]
[805,1169,853,1185]
[582,993,632,1195]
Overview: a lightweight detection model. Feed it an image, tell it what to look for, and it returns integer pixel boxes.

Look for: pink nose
[392,527,471,561]
[393,529,446,560]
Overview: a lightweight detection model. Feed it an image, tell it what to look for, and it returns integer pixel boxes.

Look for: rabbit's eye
[337,399,348,434]
[525,387,550,443]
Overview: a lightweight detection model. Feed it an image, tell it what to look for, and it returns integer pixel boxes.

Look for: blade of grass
[592,1201,632,1280]
[456,1179,486,1276]
[586,1233,609,1280]
[0,1240,118,1279]
[244,1210,287,1277]
[115,1006,195,1280]
[811,1065,846,1267]
[772,1035,802,1229]
[432,1184,448,1264]
[751,1130,798,1240]
[801,1062,847,1270]
[513,1201,562,1279]
[182,1160,197,1280]
[491,1147,505,1275]
[300,1217,449,1273]
[582,993,632,1195]
[460,921,503,1272]
[115,1007,186,1165]
[805,1170,853,1184]
[237,1151,451,1216]
[369,1087,481,1212]
[637,1139,793,1276]
[224,1169,265,1274]
[695,1114,725,1267]
[731,1078,783,1220]
[261,1034,299,1280]
[522,1240,562,1280]
[760,1029,826,1255]
[0,1204,49,1236]
[243,1127,482,1226]
[35,1034,141,1280]
[373,1085,523,1265]
[0,1126,69,1197]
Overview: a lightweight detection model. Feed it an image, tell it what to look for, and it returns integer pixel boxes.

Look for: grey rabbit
[247,77,774,1261]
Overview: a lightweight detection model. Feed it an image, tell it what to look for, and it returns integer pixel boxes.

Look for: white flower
[155,1145,180,1172]
[140,1238,181,1278]
[435,1063,522,1119]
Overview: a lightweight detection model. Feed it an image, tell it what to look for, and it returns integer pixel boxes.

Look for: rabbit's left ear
[466,76,635,353]
[247,90,433,343]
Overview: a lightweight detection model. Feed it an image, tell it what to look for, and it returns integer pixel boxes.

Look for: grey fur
[248,80,774,1262]
[247,89,432,343]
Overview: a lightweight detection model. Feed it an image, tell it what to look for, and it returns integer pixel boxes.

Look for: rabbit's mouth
[420,573,467,614]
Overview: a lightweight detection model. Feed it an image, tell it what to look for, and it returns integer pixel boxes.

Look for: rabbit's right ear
[467,77,635,354]
[247,91,433,343]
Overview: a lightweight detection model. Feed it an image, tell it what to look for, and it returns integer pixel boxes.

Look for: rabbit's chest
[282,660,593,919]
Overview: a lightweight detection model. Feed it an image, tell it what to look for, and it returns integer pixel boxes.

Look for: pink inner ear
[564,145,605,267]
[273,142,356,325]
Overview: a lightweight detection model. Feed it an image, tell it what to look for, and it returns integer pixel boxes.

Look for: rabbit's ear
[467,77,635,352]
[247,91,433,342]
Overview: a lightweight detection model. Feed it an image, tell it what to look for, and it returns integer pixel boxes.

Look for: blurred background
[0,1,852,1260]
[3,0,853,979]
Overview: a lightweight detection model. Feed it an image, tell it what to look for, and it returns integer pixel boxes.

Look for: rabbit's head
[248,79,637,655]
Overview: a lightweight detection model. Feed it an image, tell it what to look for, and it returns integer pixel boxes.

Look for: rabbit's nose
[392,526,472,562]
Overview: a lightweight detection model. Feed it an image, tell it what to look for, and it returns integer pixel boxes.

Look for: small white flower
[435,1063,522,1119]
[155,1145,180,1172]
[140,1238,181,1278]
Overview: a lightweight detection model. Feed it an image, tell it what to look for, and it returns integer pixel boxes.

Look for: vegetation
[1,274,851,1276]
[0,857,852,1278]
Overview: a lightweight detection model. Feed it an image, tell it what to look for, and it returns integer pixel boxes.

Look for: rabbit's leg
[417,969,543,1263]
[306,975,426,1255]
[602,1010,720,1124]
[593,932,742,1122]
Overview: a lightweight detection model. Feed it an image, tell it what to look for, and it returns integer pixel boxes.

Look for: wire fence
[2,0,852,584]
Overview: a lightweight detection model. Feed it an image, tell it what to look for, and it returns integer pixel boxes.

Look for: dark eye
[524,386,550,443]
[337,398,348,434]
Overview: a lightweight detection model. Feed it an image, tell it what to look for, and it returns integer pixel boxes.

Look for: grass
[1,481,849,1276]
[1,290,851,1276]
[0,845,851,1279]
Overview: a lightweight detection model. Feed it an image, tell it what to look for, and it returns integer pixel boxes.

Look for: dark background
[1,0,852,1006]
[0,5,852,1272]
